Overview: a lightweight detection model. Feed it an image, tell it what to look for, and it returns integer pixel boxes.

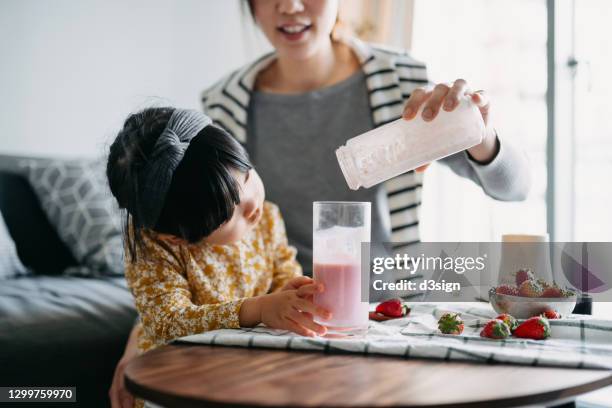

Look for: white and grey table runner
[178,303,612,369]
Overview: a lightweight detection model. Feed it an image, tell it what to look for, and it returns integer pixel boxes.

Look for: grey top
[248,70,530,276]
[249,71,386,276]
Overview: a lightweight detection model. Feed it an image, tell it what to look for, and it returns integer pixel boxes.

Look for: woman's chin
[277,43,323,62]
[274,34,326,60]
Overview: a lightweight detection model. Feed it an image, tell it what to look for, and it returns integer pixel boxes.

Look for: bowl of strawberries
[489,268,576,319]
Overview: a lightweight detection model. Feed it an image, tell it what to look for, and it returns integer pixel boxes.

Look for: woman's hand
[109,324,139,408]
[245,291,331,337]
[402,79,498,170]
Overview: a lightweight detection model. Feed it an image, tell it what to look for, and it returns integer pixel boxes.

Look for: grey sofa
[0,154,137,407]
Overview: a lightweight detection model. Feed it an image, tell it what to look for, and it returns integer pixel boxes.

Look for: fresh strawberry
[480,319,511,339]
[541,310,561,319]
[515,268,535,286]
[375,298,409,318]
[495,313,518,332]
[514,316,551,339]
[541,286,563,298]
[518,280,543,297]
[438,313,464,335]
[496,284,519,296]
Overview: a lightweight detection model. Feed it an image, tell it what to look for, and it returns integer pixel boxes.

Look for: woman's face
[205,168,266,245]
[251,0,339,61]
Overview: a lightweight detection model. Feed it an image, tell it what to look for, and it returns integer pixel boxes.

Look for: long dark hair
[107,107,252,262]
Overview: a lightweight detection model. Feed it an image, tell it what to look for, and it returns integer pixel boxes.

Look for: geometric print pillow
[0,210,30,279]
[20,158,124,276]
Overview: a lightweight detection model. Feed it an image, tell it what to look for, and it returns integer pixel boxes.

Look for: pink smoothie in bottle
[313,261,369,334]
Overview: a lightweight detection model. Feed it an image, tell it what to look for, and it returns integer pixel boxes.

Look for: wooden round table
[125,344,612,407]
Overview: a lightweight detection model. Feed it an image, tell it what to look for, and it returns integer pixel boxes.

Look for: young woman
[110,1,530,406]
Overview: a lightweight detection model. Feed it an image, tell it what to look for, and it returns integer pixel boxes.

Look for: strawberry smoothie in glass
[313,202,371,337]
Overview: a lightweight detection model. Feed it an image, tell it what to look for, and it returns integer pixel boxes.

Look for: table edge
[125,345,612,408]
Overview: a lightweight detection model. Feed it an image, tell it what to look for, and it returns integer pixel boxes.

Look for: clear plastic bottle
[336,96,486,190]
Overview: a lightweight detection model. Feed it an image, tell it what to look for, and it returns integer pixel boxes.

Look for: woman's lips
[277,24,312,42]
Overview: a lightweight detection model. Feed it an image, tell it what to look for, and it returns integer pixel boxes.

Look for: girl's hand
[258,291,331,337]
[281,276,314,291]
[281,276,324,301]
[402,79,498,170]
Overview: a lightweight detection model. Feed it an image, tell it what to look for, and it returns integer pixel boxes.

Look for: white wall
[0,0,270,159]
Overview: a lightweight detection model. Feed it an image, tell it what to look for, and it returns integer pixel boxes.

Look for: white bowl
[489,288,577,319]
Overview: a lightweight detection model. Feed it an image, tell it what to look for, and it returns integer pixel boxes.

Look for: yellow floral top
[125,201,302,354]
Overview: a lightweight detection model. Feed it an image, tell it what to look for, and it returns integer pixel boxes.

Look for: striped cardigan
[201,38,432,245]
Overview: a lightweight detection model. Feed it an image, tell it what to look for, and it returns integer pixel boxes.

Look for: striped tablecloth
[178,303,612,369]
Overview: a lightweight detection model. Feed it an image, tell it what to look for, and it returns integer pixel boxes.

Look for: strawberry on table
[518,280,543,297]
[375,298,409,318]
[514,316,551,340]
[515,268,535,286]
[541,310,561,319]
[496,284,519,296]
[438,313,464,335]
[495,313,518,332]
[480,319,511,339]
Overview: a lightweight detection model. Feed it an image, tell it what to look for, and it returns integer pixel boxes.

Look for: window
[410,0,548,241]
[565,0,612,241]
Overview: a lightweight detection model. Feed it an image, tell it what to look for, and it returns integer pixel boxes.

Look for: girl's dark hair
[107,107,252,262]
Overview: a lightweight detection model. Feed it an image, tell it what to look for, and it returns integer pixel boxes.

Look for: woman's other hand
[402,79,498,168]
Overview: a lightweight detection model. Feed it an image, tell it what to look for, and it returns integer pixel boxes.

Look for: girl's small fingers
[422,83,451,121]
[444,79,468,111]
[285,317,317,337]
[296,283,324,297]
[287,276,313,289]
[402,87,431,120]
[289,310,327,335]
[295,298,332,320]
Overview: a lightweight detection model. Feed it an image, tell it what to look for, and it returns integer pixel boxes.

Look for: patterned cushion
[0,210,29,279]
[20,159,124,276]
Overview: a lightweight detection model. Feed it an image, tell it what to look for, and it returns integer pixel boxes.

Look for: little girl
[106,107,332,359]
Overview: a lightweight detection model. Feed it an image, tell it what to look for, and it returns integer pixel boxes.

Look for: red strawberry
[515,268,535,286]
[495,313,518,332]
[480,319,511,339]
[514,316,551,340]
[375,298,409,318]
[541,286,563,298]
[496,284,519,296]
[541,309,561,319]
[438,313,464,335]
[518,280,543,297]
